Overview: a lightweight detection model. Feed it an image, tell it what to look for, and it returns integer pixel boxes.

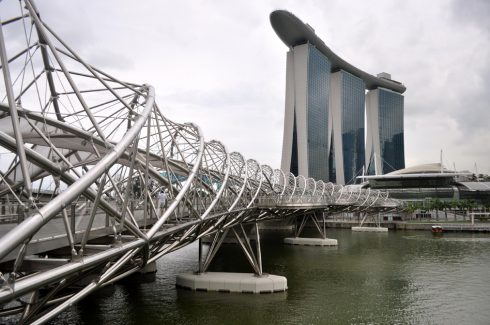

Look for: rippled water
[52,229,490,324]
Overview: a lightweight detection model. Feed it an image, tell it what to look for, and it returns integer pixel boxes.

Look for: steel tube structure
[0,1,402,323]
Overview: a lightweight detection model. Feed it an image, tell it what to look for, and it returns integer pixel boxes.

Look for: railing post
[198,238,203,273]
[323,212,326,239]
[71,204,76,236]
[17,206,25,224]
[255,223,262,275]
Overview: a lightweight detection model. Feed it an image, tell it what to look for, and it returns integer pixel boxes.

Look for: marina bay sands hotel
[271,10,406,184]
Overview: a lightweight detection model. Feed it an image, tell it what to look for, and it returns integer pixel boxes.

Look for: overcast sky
[7,0,490,174]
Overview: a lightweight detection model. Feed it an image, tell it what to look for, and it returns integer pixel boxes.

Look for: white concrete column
[292,44,309,177]
[365,89,381,175]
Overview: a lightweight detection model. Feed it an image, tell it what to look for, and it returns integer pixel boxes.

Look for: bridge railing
[256,190,401,208]
[0,1,401,321]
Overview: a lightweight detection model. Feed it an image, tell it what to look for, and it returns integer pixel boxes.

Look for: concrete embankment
[326,221,490,232]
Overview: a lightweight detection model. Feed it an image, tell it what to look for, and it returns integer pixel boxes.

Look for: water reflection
[51,229,490,324]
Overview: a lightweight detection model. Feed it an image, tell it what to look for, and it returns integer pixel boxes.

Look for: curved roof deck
[270,10,406,94]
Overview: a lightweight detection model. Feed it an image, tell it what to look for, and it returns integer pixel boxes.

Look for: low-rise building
[359,163,490,205]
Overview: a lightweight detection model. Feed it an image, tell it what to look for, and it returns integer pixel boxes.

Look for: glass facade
[340,71,365,184]
[328,133,336,182]
[307,44,331,181]
[284,43,405,182]
[378,88,405,174]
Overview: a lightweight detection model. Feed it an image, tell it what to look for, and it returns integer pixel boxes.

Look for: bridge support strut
[352,210,388,232]
[199,223,262,276]
[176,223,287,293]
[284,211,338,246]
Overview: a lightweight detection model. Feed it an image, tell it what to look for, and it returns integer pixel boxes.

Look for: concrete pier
[176,272,287,293]
[283,237,338,246]
[352,226,388,232]
[138,261,157,274]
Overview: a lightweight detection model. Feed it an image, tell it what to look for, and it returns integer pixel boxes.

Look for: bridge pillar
[176,223,287,293]
[284,211,338,246]
[138,261,157,274]
[352,211,388,232]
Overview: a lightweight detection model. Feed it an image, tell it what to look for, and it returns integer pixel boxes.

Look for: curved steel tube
[0,2,403,320]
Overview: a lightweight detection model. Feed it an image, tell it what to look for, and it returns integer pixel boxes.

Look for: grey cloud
[162,84,279,109]
[83,50,134,72]
[451,0,490,31]
[3,0,487,172]
[452,66,490,131]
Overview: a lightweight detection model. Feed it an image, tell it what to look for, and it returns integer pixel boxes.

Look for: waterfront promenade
[326,219,490,232]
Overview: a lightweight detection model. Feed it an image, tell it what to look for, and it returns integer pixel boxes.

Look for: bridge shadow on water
[48,228,490,325]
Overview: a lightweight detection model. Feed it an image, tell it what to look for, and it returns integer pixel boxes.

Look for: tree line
[404,199,490,221]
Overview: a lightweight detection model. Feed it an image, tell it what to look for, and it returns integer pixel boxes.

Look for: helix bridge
[0,1,401,323]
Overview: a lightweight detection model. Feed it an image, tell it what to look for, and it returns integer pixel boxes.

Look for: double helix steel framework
[0,1,401,323]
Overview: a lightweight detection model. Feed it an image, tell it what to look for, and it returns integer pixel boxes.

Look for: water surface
[52,229,490,324]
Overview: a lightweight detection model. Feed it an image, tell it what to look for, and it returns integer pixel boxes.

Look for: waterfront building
[280,43,332,181]
[360,163,490,205]
[271,10,406,183]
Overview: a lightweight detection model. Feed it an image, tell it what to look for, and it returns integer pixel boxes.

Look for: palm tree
[459,200,475,221]
[433,199,444,221]
[449,199,460,221]
[404,202,417,220]
[468,200,478,222]
[442,200,450,221]
[424,199,433,220]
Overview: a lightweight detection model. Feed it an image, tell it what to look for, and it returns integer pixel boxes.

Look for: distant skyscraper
[280,43,331,181]
[330,70,366,184]
[271,10,406,183]
[366,86,405,175]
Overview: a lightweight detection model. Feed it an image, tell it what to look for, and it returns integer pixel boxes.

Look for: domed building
[360,163,490,205]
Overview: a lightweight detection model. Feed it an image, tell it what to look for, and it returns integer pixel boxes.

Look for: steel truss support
[358,210,383,228]
[199,222,263,276]
[0,0,402,321]
[294,211,327,239]
[0,17,33,203]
